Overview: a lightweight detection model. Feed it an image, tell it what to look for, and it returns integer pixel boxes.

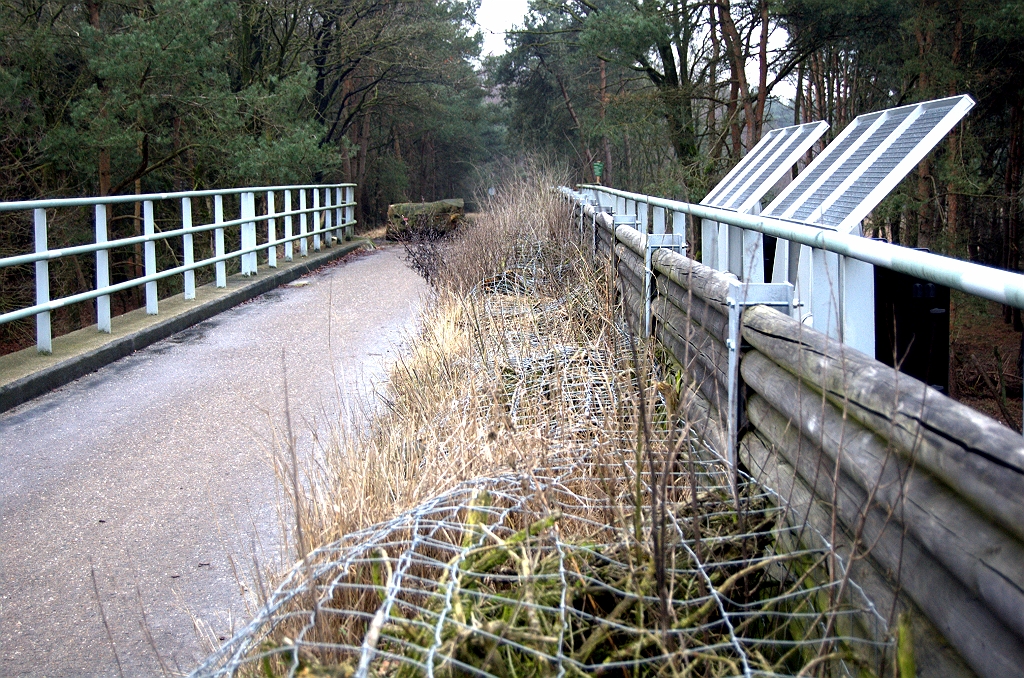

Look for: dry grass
[295,166,596,543]
[195,167,880,678]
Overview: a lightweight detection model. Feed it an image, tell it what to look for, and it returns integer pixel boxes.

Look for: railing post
[335,187,343,241]
[344,186,355,240]
[771,239,807,320]
[241,191,256,275]
[324,187,333,246]
[810,248,841,340]
[723,280,793,501]
[143,200,158,314]
[313,188,321,251]
[644,234,686,337]
[95,204,111,332]
[726,224,743,277]
[299,189,309,256]
[267,190,277,268]
[741,229,765,283]
[215,194,226,287]
[34,208,51,353]
[284,190,294,261]
[182,198,195,300]
[671,211,688,256]
[701,219,719,269]
[841,255,875,356]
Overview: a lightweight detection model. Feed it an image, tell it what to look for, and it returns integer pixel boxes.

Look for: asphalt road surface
[0,246,426,676]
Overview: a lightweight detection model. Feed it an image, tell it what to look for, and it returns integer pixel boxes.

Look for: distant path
[0,246,426,676]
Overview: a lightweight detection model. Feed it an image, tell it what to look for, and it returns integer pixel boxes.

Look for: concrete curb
[0,240,366,414]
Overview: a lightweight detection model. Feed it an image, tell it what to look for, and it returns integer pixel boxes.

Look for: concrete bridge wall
[582,201,1024,678]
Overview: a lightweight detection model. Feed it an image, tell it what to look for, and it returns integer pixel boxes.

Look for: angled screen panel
[701,121,829,211]
[763,95,975,232]
[701,128,786,206]
[724,121,829,212]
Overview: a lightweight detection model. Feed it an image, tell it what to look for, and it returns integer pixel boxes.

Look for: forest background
[1,0,1023,357]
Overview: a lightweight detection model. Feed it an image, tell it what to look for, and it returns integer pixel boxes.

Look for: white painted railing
[0,184,356,353]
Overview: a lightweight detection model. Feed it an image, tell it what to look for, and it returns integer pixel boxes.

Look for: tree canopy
[0,0,503,212]
[491,0,1024,268]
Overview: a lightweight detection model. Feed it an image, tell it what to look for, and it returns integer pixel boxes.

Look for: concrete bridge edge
[0,240,366,414]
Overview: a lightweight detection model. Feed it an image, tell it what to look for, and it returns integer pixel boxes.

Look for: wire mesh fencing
[193,463,889,676]
[193,217,893,677]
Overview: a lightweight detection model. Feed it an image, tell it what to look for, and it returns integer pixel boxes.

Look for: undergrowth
[195,167,883,678]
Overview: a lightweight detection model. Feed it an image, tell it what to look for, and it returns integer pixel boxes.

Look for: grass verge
[195,167,883,678]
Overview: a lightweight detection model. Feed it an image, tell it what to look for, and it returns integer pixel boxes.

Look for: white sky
[476,0,530,56]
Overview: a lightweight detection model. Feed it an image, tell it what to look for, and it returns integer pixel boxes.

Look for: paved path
[0,247,425,676]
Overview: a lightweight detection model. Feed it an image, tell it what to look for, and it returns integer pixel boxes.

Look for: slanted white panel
[763,95,975,233]
[702,121,829,211]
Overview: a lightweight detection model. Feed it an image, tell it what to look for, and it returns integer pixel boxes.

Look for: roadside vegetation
[196,167,877,678]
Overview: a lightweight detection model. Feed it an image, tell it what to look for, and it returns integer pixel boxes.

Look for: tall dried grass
[294,164,595,544]
[196,166,879,678]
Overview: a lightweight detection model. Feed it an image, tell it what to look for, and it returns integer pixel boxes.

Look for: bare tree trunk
[599,59,613,186]
[793,59,805,180]
[915,9,935,250]
[917,159,934,249]
[718,1,755,149]
[356,112,370,225]
[87,2,111,197]
[624,130,633,189]
[550,64,595,179]
[751,0,770,143]
[946,0,963,255]
[1006,103,1023,325]
[727,71,741,158]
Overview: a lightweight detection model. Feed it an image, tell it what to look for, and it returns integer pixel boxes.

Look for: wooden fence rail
[575,199,1024,678]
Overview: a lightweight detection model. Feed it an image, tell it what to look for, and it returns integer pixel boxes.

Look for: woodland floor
[951,292,1024,431]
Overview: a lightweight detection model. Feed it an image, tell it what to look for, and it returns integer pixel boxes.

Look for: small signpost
[592,161,604,184]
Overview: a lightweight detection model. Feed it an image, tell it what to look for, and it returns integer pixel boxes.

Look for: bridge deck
[0,246,426,676]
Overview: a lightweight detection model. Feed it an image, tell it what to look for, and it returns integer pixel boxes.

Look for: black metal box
[874,262,950,394]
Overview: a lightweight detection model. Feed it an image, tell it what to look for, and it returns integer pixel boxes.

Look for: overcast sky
[476,0,530,56]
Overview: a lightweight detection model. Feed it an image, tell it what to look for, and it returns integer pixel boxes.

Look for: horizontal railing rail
[563,183,1024,433]
[575,184,1024,310]
[0,183,357,353]
[0,184,351,212]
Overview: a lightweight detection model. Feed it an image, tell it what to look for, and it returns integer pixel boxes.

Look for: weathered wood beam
[742,304,1024,544]
[743,350,1024,643]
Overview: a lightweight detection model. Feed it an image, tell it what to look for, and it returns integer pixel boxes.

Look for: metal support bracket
[610,214,634,258]
[644,233,686,337]
[725,281,794,484]
[577,195,589,234]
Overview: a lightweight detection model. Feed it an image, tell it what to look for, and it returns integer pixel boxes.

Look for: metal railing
[570,184,1024,352]
[564,183,1024,434]
[0,183,356,353]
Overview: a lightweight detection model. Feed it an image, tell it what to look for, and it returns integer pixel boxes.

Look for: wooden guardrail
[579,201,1024,678]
